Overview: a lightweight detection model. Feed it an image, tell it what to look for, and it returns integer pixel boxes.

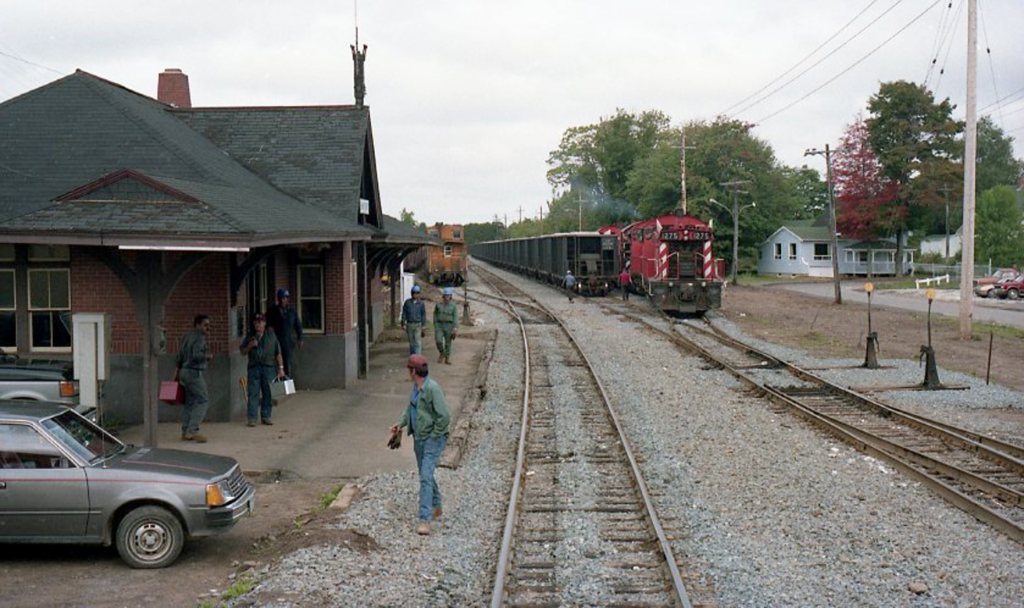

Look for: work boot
[247,419,257,427]
[437,353,444,363]
[444,356,451,365]
[432,507,443,520]
[261,418,274,425]
[184,433,207,443]
[416,521,430,535]
[181,431,188,441]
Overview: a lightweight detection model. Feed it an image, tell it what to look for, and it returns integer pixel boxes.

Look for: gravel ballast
[236,265,1024,607]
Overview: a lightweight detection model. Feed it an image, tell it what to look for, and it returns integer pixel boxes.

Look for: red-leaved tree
[832,115,899,240]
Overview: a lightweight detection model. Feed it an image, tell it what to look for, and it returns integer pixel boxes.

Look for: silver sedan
[0,401,254,568]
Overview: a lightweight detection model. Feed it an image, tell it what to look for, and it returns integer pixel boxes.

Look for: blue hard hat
[277,288,290,299]
[411,285,421,293]
[443,287,454,296]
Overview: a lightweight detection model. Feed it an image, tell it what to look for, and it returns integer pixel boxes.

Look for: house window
[813,243,830,261]
[845,250,857,263]
[27,245,70,262]
[774,243,782,260]
[0,244,14,262]
[788,243,797,260]
[444,246,453,258]
[0,270,15,349]
[351,261,358,330]
[452,229,462,239]
[28,269,71,350]
[296,265,324,333]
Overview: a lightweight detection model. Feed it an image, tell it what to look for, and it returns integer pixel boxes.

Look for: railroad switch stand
[863,332,879,369]
[919,345,942,389]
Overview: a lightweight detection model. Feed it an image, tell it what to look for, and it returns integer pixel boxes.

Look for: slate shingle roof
[0,71,373,246]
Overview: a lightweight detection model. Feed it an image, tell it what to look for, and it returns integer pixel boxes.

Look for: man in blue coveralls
[401,284,427,354]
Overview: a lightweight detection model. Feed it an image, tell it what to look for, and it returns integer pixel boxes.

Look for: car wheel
[115,506,184,569]
[1009,289,1020,301]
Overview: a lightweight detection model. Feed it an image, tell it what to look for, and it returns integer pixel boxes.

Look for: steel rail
[477,264,692,608]
[473,270,533,608]
[693,318,1024,464]
[605,303,1024,544]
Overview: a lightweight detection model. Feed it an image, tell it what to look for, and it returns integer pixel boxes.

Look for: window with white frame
[773,243,782,260]
[351,261,358,330]
[27,245,70,262]
[297,265,324,333]
[788,243,797,260]
[443,245,453,258]
[813,243,830,260]
[28,269,71,350]
[0,270,15,349]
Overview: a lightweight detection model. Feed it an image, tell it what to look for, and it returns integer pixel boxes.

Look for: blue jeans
[247,365,274,422]
[406,322,423,354]
[414,435,447,521]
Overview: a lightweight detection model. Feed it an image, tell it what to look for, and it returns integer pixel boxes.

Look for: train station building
[0,67,435,439]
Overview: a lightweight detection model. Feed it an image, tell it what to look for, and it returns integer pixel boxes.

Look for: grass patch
[318,484,345,510]
[933,316,1024,340]
[798,331,831,349]
[222,575,258,601]
[734,274,827,286]
[872,278,957,290]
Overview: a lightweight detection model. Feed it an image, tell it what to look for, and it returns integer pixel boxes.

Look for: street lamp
[804,144,843,305]
[707,196,756,285]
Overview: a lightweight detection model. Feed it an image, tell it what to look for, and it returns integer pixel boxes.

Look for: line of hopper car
[469,210,724,315]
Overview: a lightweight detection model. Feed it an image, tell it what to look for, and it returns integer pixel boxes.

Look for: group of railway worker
[562,267,634,301]
[400,285,460,363]
[393,284,458,536]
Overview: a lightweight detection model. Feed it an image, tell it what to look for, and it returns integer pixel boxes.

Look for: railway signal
[920,288,942,389]
[863,282,879,369]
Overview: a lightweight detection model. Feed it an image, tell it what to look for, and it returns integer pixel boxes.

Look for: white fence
[915,274,950,289]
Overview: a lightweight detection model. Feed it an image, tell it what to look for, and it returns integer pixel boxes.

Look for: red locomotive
[618,210,723,315]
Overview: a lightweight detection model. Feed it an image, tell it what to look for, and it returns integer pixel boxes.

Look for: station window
[297,265,324,333]
[0,270,15,349]
[28,269,71,350]
[27,245,70,262]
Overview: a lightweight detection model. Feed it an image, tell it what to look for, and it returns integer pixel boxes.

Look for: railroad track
[600,299,1024,545]
[472,266,711,607]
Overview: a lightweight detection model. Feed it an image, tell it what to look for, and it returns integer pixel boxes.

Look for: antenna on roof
[351,1,367,107]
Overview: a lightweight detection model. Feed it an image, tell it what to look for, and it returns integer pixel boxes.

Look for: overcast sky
[2,0,1021,225]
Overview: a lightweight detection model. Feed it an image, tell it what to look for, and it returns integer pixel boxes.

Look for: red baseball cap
[406,354,429,369]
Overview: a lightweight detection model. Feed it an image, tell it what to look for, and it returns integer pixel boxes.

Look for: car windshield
[41,410,123,463]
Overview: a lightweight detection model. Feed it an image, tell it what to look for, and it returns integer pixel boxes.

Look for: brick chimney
[157,68,191,108]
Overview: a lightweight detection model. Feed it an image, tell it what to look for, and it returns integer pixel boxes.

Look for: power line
[720,0,881,116]
[923,0,955,85]
[732,0,914,119]
[978,0,1004,128]
[0,48,63,76]
[980,85,1024,113]
[931,0,965,95]
[755,0,942,125]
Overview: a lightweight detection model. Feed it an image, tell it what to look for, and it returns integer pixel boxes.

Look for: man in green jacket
[390,354,450,535]
[433,287,459,364]
[175,314,212,443]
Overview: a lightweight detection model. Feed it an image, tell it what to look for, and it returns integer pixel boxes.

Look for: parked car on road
[990,274,1024,300]
[974,267,1019,298]
[0,401,254,568]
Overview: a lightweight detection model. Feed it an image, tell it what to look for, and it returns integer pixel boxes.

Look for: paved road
[765,281,1024,329]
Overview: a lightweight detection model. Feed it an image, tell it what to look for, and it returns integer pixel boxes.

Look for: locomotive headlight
[701,281,706,287]
[668,282,674,287]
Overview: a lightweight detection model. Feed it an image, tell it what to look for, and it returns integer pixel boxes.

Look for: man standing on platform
[267,288,303,376]
[401,285,427,354]
[240,313,284,427]
[433,287,459,364]
[175,315,212,443]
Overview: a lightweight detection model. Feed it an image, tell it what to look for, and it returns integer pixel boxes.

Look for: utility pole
[711,180,754,285]
[517,205,523,224]
[937,184,954,259]
[804,144,843,305]
[959,0,978,339]
[678,130,696,214]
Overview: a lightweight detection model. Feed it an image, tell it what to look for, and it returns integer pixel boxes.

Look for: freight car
[620,211,722,315]
[426,223,468,285]
[470,232,620,296]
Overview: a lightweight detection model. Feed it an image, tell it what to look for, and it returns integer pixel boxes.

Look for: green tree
[399,208,417,226]
[976,116,1024,193]
[866,80,962,273]
[464,220,506,244]
[976,185,1024,267]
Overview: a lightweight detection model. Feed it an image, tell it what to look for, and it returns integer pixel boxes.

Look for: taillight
[60,380,78,398]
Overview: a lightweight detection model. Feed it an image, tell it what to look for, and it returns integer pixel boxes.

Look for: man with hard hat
[401,284,427,354]
[433,287,459,364]
[267,287,303,376]
[390,353,450,535]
